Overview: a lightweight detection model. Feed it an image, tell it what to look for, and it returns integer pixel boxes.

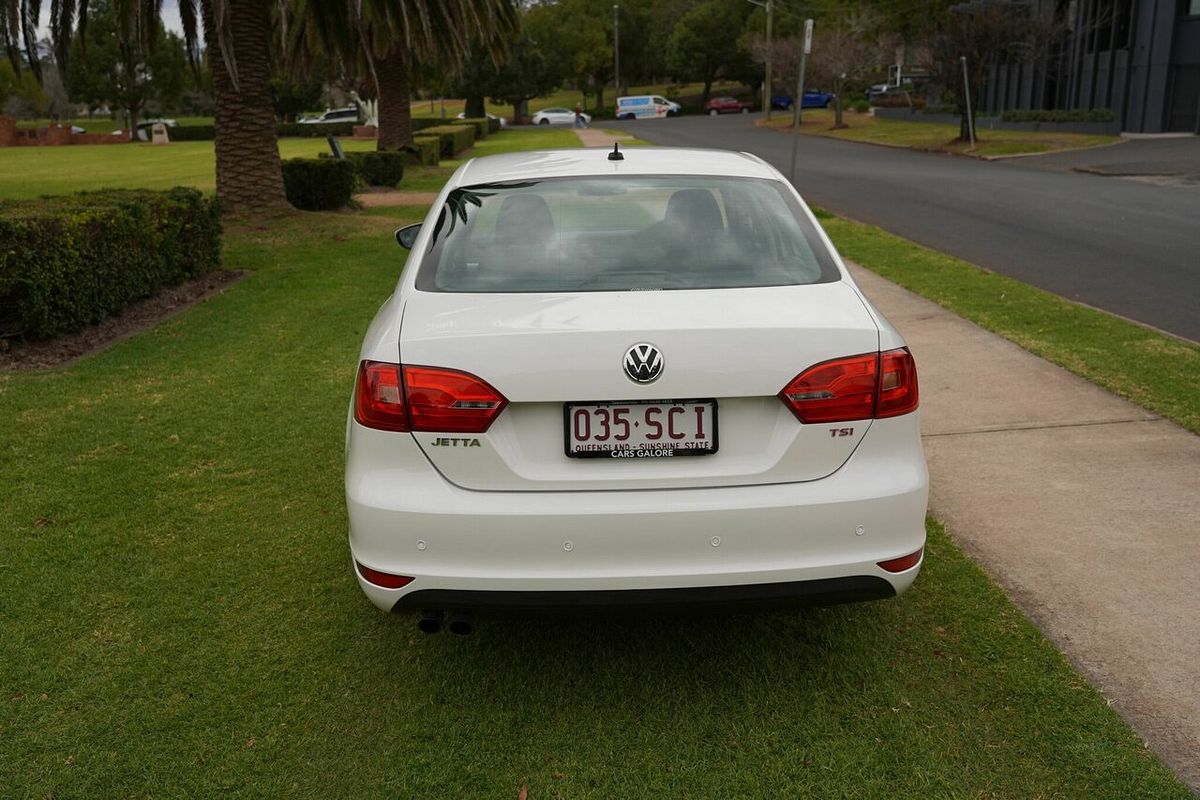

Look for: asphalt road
[609,115,1200,342]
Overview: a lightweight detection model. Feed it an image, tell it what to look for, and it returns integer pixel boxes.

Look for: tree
[289,0,519,152]
[667,0,752,103]
[67,1,188,137]
[923,0,1060,141]
[0,59,49,118]
[809,10,888,128]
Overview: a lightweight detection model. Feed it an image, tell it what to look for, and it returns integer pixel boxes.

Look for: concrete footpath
[847,262,1200,792]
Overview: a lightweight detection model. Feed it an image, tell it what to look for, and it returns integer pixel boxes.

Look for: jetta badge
[623,343,664,384]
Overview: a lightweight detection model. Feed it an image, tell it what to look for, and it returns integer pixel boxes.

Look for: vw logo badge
[624,343,664,384]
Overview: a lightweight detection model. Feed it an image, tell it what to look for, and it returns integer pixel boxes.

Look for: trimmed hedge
[1001,108,1114,123]
[156,122,361,141]
[350,152,405,187]
[276,121,358,138]
[170,124,216,141]
[421,124,476,158]
[281,158,359,210]
[405,136,441,166]
[452,117,490,139]
[0,188,221,340]
[412,118,451,132]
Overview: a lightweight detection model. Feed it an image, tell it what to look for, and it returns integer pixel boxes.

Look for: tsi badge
[624,343,664,384]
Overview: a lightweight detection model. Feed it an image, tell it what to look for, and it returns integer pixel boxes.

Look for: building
[982,0,1200,133]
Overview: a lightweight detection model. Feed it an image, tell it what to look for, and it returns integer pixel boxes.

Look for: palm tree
[7,0,287,214]
[289,0,518,152]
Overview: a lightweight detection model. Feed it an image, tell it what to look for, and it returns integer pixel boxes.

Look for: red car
[704,96,754,115]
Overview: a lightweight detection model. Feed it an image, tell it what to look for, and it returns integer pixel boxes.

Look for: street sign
[803,18,813,54]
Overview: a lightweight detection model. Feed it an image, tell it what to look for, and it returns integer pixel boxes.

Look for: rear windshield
[414,175,840,293]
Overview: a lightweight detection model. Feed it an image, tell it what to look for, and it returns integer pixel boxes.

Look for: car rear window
[414,175,840,293]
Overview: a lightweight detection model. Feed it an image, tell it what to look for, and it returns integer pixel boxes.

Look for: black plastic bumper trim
[391,575,894,613]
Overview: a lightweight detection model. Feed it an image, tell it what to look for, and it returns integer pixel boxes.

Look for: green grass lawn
[815,209,1200,434]
[0,126,1191,796]
[0,128,583,200]
[763,111,1120,157]
[2,130,1190,796]
[0,197,1192,795]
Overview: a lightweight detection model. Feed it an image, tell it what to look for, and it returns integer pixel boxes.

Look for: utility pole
[789,19,813,187]
[613,5,621,98]
[748,0,773,119]
[960,55,975,149]
[764,0,773,120]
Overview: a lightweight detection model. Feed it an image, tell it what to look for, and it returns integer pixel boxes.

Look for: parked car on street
[615,95,682,120]
[771,90,835,110]
[704,96,754,115]
[346,146,928,632]
[531,107,591,126]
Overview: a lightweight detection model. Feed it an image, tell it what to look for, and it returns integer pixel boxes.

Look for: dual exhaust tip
[418,610,472,635]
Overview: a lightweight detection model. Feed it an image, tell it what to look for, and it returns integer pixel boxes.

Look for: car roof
[453,147,778,186]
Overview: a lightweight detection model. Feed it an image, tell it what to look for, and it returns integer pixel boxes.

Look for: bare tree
[809,10,889,129]
[923,0,1062,141]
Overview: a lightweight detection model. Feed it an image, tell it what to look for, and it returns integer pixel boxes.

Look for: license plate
[564,400,718,459]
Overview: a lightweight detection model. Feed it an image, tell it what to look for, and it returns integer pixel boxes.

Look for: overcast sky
[38,0,186,38]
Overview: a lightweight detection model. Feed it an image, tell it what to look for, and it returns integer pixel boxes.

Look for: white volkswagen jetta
[346,146,927,633]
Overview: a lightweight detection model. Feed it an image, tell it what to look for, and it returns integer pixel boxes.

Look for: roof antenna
[608,142,624,161]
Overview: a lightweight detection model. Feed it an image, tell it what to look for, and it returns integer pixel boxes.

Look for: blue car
[770,90,835,110]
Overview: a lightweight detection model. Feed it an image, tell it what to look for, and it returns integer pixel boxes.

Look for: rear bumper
[346,413,928,613]
[391,575,895,613]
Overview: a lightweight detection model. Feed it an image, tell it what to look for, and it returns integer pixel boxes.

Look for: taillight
[353,361,507,433]
[779,348,918,423]
[355,561,414,589]
[355,361,410,432]
[876,348,919,418]
[403,365,507,433]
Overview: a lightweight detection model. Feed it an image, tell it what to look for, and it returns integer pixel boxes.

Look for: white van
[616,95,681,120]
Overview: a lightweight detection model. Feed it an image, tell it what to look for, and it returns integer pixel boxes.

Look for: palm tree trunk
[203,0,288,214]
[377,46,413,151]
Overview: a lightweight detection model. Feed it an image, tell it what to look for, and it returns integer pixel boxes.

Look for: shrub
[412,118,450,133]
[403,136,441,166]
[852,100,870,114]
[485,115,502,134]
[1000,108,1115,123]
[421,124,476,158]
[276,121,357,138]
[0,188,221,340]
[170,124,216,141]
[281,158,359,210]
[871,93,925,109]
[349,151,405,187]
[453,117,490,140]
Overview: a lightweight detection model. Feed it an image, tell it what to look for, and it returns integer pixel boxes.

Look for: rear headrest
[495,194,555,245]
[664,189,723,231]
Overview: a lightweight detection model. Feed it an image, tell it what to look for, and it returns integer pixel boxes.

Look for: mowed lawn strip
[762,110,1119,158]
[815,209,1200,434]
[0,197,1190,795]
[0,127,584,200]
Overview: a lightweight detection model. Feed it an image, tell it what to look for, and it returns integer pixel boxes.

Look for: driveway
[607,115,1200,342]
[1016,136,1200,187]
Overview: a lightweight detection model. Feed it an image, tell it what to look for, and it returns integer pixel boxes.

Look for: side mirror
[395,223,421,250]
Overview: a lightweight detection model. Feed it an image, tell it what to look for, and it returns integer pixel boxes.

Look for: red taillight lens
[353,360,507,433]
[779,353,878,423]
[778,347,918,424]
[877,547,923,573]
[355,361,410,432]
[355,561,414,589]
[403,365,507,433]
[876,348,919,418]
